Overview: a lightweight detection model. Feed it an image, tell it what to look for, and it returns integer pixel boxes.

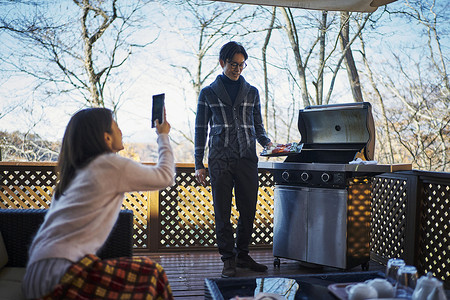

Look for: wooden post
[148,190,160,252]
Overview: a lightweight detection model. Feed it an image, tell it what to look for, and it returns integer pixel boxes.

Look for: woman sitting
[22,107,175,299]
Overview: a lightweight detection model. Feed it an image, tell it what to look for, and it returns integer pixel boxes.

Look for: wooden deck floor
[137,249,385,299]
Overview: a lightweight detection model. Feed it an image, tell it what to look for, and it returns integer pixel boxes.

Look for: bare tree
[158,0,264,99]
[358,31,396,164]
[0,102,18,122]
[0,131,59,161]
[262,6,277,129]
[383,0,449,171]
[279,7,312,107]
[155,0,266,147]
[339,11,363,102]
[0,0,153,110]
[279,8,371,106]
[315,11,327,104]
[0,0,156,162]
[355,0,449,171]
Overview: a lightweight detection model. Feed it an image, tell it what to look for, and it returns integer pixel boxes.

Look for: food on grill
[261,143,302,156]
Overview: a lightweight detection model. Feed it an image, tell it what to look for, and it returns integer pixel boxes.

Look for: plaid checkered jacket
[194,75,271,170]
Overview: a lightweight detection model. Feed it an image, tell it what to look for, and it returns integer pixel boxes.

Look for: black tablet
[152,93,165,127]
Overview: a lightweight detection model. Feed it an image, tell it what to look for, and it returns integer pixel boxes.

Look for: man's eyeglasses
[227,61,247,70]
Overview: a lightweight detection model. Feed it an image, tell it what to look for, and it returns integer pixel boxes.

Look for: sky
[0,0,448,151]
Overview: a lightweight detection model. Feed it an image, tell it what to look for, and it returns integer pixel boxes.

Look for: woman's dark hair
[219,41,248,62]
[54,108,114,200]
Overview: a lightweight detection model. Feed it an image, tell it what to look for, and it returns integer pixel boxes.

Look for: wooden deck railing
[0,162,448,286]
[370,170,450,287]
[0,162,275,252]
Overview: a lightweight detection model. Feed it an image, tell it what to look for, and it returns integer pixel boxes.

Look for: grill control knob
[321,172,331,182]
[282,171,290,181]
[300,172,310,182]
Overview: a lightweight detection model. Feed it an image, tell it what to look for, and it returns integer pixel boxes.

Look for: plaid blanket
[41,254,173,300]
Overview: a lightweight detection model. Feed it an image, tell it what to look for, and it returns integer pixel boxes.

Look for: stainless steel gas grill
[259,102,411,270]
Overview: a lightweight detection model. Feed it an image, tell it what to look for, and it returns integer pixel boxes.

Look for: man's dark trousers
[208,155,258,261]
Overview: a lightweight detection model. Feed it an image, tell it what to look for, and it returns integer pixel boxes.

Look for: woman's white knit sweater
[27,134,175,267]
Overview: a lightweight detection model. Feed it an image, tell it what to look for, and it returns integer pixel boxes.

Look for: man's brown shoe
[221,258,236,277]
[236,254,268,272]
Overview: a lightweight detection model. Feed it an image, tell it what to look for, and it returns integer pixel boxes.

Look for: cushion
[0,280,25,300]
[0,267,26,282]
[0,231,8,269]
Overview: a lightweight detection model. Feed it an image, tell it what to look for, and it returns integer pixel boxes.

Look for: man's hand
[195,168,208,187]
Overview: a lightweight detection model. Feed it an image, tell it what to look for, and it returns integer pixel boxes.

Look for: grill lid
[285,102,375,163]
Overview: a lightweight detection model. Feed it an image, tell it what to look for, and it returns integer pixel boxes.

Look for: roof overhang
[209,0,397,12]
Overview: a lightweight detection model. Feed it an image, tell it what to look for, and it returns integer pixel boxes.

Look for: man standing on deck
[194,41,272,278]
